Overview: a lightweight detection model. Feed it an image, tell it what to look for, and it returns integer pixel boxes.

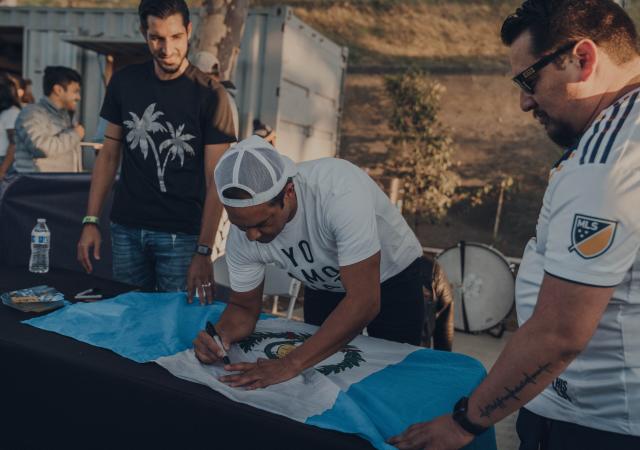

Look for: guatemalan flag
[25,292,496,450]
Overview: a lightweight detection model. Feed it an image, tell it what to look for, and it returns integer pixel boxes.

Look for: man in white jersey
[192,135,424,389]
[389,1,640,449]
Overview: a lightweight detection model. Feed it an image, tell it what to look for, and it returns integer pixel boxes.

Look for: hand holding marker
[206,321,231,365]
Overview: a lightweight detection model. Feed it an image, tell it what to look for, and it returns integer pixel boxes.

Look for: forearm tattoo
[478,363,552,418]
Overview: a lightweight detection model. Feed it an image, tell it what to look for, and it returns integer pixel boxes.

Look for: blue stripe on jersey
[600,91,639,164]
[588,102,622,163]
[553,145,577,169]
[580,119,603,165]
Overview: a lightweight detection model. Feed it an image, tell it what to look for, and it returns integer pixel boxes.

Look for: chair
[213,254,302,320]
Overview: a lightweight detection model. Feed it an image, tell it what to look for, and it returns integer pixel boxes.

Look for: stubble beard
[546,119,580,148]
[153,53,186,75]
[535,110,580,148]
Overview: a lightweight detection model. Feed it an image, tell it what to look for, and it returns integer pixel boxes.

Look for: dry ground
[291,0,569,257]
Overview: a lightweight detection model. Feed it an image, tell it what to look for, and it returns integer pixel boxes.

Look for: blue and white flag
[25,293,496,450]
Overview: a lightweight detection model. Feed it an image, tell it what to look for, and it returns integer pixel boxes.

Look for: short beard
[153,55,185,75]
[536,110,580,148]
[546,120,580,148]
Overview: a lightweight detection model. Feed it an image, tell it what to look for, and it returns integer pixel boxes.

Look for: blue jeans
[110,222,199,292]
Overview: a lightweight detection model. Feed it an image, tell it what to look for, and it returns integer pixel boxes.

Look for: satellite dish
[436,241,515,333]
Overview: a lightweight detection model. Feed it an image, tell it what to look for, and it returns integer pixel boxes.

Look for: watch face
[197,245,212,255]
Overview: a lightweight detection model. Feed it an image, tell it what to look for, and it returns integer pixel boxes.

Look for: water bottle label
[32,233,49,244]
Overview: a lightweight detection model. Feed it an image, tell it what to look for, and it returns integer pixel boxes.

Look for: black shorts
[517,407,640,450]
[303,258,424,345]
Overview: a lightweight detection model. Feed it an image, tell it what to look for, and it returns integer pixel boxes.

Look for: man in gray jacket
[14,66,85,172]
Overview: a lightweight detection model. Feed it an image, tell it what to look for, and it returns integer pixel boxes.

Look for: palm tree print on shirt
[124,103,195,192]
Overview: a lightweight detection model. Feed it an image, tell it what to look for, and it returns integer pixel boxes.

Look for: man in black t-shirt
[77,0,236,299]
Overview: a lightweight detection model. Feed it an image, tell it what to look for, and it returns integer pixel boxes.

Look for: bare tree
[191,0,250,81]
[190,0,249,246]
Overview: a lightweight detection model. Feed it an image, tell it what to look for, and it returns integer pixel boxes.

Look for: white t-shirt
[225,158,423,293]
[0,106,19,157]
[517,88,640,435]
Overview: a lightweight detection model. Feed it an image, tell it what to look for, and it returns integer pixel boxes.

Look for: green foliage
[383,69,458,224]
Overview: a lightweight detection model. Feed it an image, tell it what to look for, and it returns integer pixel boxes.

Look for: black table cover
[0,266,372,450]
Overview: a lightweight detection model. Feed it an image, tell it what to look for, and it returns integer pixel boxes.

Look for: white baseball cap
[215,135,298,208]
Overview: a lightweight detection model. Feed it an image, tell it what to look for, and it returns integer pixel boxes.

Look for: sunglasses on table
[512,42,577,95]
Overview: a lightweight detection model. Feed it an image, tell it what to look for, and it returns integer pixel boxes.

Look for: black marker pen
[206,321,231,365]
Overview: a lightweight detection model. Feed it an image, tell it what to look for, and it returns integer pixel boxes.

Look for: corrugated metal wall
[0,6,347,162]
[0,7,146,138]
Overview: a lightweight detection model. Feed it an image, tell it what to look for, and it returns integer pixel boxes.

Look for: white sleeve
[225,226,266,293]
[544,165,640,287]
[5,108,19,129]
[1,109,16,130]
[325,177,381,267]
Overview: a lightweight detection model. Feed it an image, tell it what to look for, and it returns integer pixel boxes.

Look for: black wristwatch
[452,397,488,436]
[195,244,212,256]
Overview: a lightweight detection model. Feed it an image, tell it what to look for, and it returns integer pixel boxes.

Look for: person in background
[191,50,239,139]
[252,118,276,146]
[4,74,34,107]
[19,78,35,105]
[3,73,24,104]
[0,78,21,180]
[13,66,84,172]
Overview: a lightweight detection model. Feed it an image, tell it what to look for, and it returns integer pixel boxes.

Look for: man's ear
[187,21,193,40]
[51,84,64,98]
[139,26,147,41]
[284,181,295,199]
[574,39,598,82]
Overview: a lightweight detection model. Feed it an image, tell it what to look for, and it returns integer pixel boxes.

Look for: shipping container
[0,5,348,165]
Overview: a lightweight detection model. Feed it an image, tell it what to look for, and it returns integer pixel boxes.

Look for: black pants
[303,258,424,345]
[517,407,640,450]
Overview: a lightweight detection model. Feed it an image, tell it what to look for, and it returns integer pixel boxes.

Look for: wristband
[82,215,100,226]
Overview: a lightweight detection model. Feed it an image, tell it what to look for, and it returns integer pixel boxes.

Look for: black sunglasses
[512,42,576,95]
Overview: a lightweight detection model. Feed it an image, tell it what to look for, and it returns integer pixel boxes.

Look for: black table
[0,266,372,450]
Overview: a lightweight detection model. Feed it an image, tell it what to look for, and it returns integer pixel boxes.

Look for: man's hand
[219,357,302,390]
[193,327,229,364]
[388,414,474,450]
[187,254,214,304]
[74,124,85,139]
[77,224,101,273]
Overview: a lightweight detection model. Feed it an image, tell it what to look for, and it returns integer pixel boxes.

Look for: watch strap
[452,397,488,436]
[196,244,213,256]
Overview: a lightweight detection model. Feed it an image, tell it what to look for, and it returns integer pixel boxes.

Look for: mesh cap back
[215,135,297,207]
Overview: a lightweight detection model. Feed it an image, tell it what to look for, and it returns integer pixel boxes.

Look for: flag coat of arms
[568,214,618,259]
[25,292,496,450]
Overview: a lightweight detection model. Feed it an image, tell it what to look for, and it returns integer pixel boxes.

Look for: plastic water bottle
[29,218,50,274]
